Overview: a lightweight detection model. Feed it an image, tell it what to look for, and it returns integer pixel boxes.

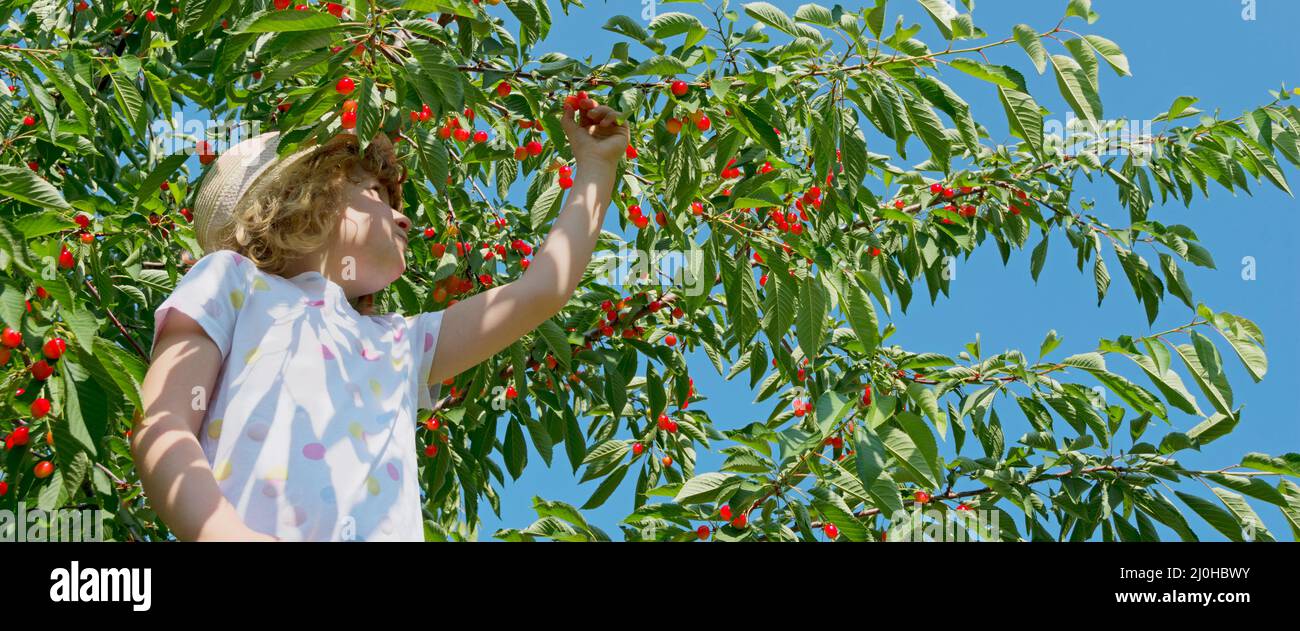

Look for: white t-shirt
[151,249,445,541]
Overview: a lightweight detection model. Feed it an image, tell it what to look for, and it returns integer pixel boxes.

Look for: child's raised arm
[425,101,629,384]
[130,313,276,541]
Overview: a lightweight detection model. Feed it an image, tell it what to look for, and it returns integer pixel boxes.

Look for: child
[130,100,629,541]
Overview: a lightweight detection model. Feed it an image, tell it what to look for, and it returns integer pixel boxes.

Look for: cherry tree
[0,0,1297,542]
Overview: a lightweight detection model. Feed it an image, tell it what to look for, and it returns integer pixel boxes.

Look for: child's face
[330,163,411,297]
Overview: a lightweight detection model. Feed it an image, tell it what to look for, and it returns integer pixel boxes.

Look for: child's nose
[394,213,411,233]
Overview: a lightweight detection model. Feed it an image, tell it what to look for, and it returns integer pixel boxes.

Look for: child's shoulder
[192,249,248,268]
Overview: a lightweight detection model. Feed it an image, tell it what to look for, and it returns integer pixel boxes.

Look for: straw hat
[192,131,397,254]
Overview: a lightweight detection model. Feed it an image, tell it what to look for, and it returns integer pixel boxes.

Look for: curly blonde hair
[216,133,406,278]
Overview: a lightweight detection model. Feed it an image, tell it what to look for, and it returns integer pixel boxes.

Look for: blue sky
[473,0,1300,540]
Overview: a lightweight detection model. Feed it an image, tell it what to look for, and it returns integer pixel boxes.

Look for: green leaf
[133,153,189,211]
[795,275,827,356]
[504,418,528,479]
[1065,0,1099,23]
[1239,452,1300,476]
[1211,487,1274,541]
[1176,491,1243,541]
[235,9,340,33]
[878,412,940,488]
[1050,54,1102,124]
[998,87,1044,159]
[949,59,1027,91]
[1038,330,1061,360]
[839,279,879,354]
[1082,35,1130,76]
[897,84,951,170]
[1012,24,1048,74]
[14,212,74,238]
[581,462,630,510]
[673,472,739,504]
[1212,313,1267,382]
[917,0,959,39]
[536,319,572,372]
[743,2,802,38]
[0,166,71,210]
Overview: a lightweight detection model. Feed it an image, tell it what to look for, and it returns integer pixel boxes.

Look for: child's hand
[561,97,630,167]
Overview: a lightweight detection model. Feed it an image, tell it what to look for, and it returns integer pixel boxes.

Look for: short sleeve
[151,250,251,360]
[409,310,446,411]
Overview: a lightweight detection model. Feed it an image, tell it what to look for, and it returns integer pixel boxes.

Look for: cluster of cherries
[625,202,666,230]
[0,329,68,487]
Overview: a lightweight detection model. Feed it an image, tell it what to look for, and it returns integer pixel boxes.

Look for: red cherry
[424,444,439,457]
[625,145,638,159]
[35,287,48,300]
[12,426,30,446]
[335,76,355,95]
[58,248,74,269]
[928,183,942,195]
[661,455,673,467]
[695,115,711,131]
[197,140,216,165]
[472,130,488,143]
[632,443,644,456]
[666,118,682,135]
[894,199,905,209]
[478,274,492,286]
[74,214,91,229]
[31,397,51,418]
[513,146,528,160]
[30,359,54,380]
[340,110,356,129]
[0,481,7,496]
[914,490,931,504]
[558,176,573,189]
[731,513,747,528]
[956,503,972,511]
[1,327,21,348]
[671,307,684,319]
[341,99,358,113]
[632,215,648,229]
[495,82,512,98]
[664,335,677,347]
[696,525,710,540]
[27,161,38,171]
[42,338,66,360]
[823,522,839,540]
[274,0,291,8]
[525,140,543,156]
[144,9,156,22]
[670,80,688,96]
[505,385,518,399]
[325,2,344,18]
[34,460,54,479]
